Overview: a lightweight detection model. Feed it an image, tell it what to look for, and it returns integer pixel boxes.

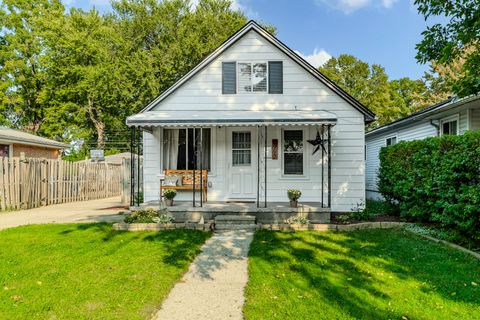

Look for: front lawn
[0,223,209,319]
[244,229,480,319]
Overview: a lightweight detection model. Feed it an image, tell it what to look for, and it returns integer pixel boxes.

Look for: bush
[124,208,175,224]
[378,130,480,241]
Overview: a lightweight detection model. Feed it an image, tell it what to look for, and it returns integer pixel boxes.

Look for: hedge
[378,130,480,241]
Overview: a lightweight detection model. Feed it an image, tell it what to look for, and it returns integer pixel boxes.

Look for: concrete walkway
[155,230,254,320]
[0,197,125,230]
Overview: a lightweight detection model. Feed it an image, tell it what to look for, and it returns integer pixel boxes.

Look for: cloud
[88,0,111,8]
[315,0,398,14]
[295,48,332,68]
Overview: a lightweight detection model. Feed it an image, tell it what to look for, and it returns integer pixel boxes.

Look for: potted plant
[163,189,177,206]
[287,189,302,208]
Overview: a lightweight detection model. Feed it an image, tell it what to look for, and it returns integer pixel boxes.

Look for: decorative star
[307,130,327,155]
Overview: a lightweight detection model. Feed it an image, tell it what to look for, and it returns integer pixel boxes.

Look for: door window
[232,131,251,166]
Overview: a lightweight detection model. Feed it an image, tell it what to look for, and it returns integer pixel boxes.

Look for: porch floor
[136,201,331,224]
[139,201,330,213]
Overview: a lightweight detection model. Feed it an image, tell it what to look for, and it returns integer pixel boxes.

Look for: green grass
[0,223,210,319]
[244,229,480,320]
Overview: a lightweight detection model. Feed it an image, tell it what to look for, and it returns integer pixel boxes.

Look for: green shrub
[287,189,302,201]
[124,208,159,223]
[378,130,480,241]
[286,215,309,225]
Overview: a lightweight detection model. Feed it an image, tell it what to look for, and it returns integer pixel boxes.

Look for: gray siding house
[365,94,480,200]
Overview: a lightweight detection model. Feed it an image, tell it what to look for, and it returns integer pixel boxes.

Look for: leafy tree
[319,54,399,125]
[415,0,480,97]
[0,0,65,133]
[388,77,429,117]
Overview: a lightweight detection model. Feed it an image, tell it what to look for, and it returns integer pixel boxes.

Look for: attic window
[238,62,267,93]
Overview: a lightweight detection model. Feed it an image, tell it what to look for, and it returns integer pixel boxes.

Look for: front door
[227,128,256,200]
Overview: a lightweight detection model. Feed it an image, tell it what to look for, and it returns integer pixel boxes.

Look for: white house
[126,21,375,216]
[365,94,480,200]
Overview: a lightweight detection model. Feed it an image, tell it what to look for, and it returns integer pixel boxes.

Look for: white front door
[227,128,257,200]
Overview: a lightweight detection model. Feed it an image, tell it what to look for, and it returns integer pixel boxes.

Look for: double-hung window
[238,62,267,93]
[441,116,459,135]
[283,130,304,175]
[223,61,283,94]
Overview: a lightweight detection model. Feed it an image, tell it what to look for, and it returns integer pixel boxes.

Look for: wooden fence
[0,157,123,211]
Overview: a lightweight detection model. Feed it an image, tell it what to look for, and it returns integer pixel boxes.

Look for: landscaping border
[113,221,407,232]
[405,229,480,261]
[113,222,211,231]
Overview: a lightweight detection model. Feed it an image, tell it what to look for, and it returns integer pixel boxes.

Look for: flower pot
[289,200,298,208]
[166,199,174,206]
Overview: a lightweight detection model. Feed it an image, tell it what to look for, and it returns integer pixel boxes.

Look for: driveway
[0,197,125,230]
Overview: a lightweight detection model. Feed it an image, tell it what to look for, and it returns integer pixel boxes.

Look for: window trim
[0,143,12,159]
[161,127,216,175]
[440,114,460,136]
[236,61,268,94]
[281,128,306,176]
[385,135,397,147]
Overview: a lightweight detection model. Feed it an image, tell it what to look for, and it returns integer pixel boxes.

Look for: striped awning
[126,110,337,127]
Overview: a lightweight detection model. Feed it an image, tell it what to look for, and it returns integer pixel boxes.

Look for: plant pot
[166,199,174,206]
[289,200,298,208]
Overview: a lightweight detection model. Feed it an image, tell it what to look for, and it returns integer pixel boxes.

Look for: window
[441,118,458,135]
[268,61,283,93]
[386,136,397,146]
[283,130,303,175]
[238,62,267,93]
[232,131,251,166]
[0,144,9,158]
[222,62,236,94]
[162,129,211,171]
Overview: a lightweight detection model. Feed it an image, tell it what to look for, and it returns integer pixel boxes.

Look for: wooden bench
[161,169,208,202]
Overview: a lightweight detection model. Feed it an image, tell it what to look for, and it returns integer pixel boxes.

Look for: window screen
[232,131,251,166]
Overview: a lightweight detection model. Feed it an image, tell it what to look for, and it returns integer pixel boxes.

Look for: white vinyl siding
[144,30,366,211]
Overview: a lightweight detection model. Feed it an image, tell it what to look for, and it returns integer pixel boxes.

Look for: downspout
[430,120,440,136]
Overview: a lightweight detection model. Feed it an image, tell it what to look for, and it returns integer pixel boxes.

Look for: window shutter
[222,62,236,94]
[268,61,283,94]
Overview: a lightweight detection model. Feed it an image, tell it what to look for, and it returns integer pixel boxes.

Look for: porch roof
[126,110,337,127]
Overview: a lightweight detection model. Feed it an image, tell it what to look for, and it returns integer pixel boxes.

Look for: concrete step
[215,215,256,222]
[215,224,258,230]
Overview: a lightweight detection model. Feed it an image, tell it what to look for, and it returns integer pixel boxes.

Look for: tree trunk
[87,95,105,149]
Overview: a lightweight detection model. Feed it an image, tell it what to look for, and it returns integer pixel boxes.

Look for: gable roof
[365,93,480,138]
[138,20,376,123]
[0,127,67,149]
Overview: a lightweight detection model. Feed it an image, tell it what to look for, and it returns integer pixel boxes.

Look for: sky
[64,0,441,80]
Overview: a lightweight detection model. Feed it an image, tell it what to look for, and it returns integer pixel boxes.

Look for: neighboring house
[365,94,480,200]
[126,21,375,213]
[0,127,67,160]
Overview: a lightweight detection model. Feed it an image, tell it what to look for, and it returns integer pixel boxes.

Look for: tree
[388,77,429,117]
[415,0,480,97]
[319,54,399,125]
[0,0,65,133]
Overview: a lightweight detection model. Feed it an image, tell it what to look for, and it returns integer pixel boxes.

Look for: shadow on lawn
[248,229,480,319]
[57,223,210,268]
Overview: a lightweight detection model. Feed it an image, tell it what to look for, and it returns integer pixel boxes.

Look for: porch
[136,200,330,223]
[127,109,336,213]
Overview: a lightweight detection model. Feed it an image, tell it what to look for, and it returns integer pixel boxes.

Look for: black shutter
[268,61,283,94]
[222,62,236,94]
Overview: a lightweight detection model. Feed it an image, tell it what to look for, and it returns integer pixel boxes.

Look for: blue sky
[64,0,439,80]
